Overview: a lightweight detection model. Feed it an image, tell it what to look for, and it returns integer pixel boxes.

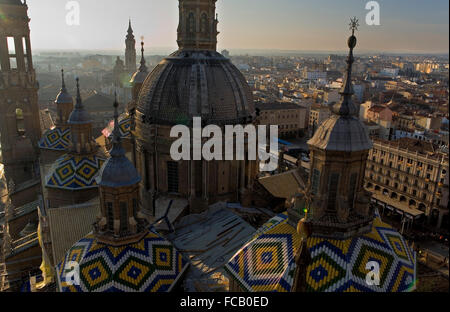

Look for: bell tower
[125,19,137,74]
[0,0,41,185]
[177,0,220,51]
[292,18,374,239]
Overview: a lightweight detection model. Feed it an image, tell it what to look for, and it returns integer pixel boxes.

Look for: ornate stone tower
[0,0,41,185]
[125,19,137,74]
[38,69,73,163]
[298,18,374,239]
[177,0,219,51]
[94,95,148,245]
[44,78,106,208]
[54,69,73,127]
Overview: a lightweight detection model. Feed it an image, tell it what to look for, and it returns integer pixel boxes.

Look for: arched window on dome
[200,13,209,33]
[15,108,25,136]
[107,202,114,232]
[120,202,128,233]
[187,12,196,33]
[327,173,340,212]
[348,173,358,210]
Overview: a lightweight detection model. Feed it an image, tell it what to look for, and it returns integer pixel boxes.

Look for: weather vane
[349,17,359,35]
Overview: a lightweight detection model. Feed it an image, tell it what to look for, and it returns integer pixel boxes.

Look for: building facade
[0,0,41,185]
[365,137,449,230]
[256,102,307,138]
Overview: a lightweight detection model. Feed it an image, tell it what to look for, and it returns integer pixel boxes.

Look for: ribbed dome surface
[308,115,373,152]
[136,50,254,126]
[55,90,73,104]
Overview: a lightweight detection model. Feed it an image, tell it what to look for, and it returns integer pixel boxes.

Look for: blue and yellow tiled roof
[45,154,106,190]
[224,212,417,292]
[102,114,132,139]
[56,230,189,292]
[39,127,71,151]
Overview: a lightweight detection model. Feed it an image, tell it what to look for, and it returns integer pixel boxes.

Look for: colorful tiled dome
[102,114,132,139]
[39,127,71,151]
[45,154,106,190]
[56,229,189,292]
[224,211,417,292]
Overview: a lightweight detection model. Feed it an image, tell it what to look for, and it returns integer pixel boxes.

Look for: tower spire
[61,68,67,92]
[138,38,147,72]
[75,77,82,110]
[332,17,359,117]
[110,92,125,158]
[127,18,133,34]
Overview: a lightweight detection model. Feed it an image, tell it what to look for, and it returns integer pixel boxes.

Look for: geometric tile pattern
[102,114,131,139]
[45,154,106,190]
[225,213,416,292]
[56,230,189,292]
[39,127,71,151]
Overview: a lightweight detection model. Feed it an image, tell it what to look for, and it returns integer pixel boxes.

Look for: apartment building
[365,137,449,231]
[256,102,307,138]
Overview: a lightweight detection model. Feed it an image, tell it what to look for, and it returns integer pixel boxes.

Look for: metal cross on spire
[349,17,359,36]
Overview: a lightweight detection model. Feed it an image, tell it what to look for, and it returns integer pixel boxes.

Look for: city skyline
[25,0,449,54]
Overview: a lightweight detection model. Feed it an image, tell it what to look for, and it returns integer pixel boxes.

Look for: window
[412,189,417,196]
[132,198,138,220]
[22,37,29,71]
[187,12,196,33]
[167,161,179,193]
[7,37,17,69]
[200,13,208,33]
[120,202,128,232]
[327,173,340,212]
[15,108,25,135]
[144,151,150,190]
[348,173,358,210]
[427,164,433,171]
[107,202,114,231]
[311,169,320,195]
[403,186,407,192]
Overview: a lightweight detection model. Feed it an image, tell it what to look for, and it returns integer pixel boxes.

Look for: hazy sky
[25,0,449,54]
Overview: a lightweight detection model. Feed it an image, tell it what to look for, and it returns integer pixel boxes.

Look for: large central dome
[136,50,254,125]
[135,0,254,126]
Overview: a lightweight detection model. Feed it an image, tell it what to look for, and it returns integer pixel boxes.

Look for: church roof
[45,154,106,190]
[68,78,93,125]
[56,229,189,292]
[39,126,71,151]
[308,25,372,153]
[55,69,73,104]
[224,211,417,292]
[130,41,149,84]
[102,114,132,139]
[308,115,373,152]
[97,97,140,188]
[136,50,255,126]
